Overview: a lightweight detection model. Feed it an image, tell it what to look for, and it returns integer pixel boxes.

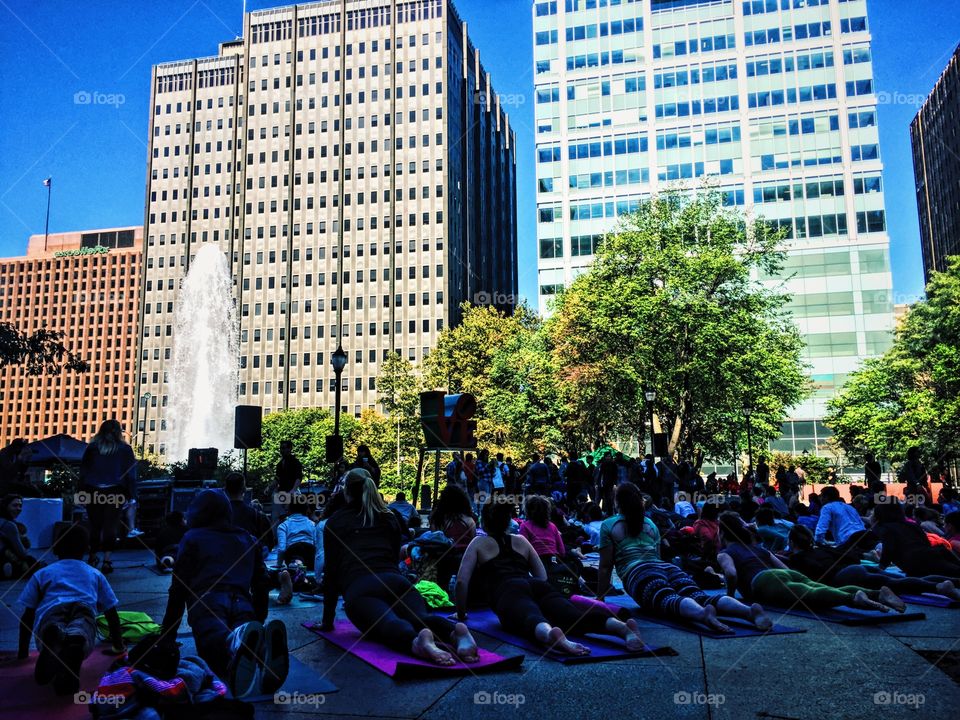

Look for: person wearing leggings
[786,524,960,601]
[717,512,905,613]
[871,500,960,580]
[456,500,646,656]
[597,483,771,633]
[319,470,479,665]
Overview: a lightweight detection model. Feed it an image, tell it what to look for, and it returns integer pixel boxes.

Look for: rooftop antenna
[239,0,246,39]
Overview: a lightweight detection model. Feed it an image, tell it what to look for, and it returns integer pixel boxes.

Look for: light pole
[644,388,656,458]
[140,392,152,458]
[744,405,754,475]
[331,344,347,438]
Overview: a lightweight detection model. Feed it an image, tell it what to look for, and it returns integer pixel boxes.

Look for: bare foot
[852,590,889,613]
[878,586,906,613]
[935,581,960,602]
[411,629,455,666]
[750,603,773,631]
[545,626,590,656]
[622,619,646,652]
[450,623,479,663]
[277,570,293,605]
[701,605,733,633]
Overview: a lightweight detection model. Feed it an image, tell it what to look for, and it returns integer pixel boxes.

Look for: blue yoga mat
[767,605,926,626]
[463,608,677,664]
[901,593,960,609]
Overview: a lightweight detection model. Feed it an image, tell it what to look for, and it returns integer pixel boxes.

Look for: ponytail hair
[615,482,646,536]
[344,468,389,527]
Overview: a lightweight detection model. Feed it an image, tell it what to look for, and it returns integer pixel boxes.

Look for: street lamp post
[331,344,347,438]
[744,405,754,474]
[140,392,152,458]
[644,388,656,458]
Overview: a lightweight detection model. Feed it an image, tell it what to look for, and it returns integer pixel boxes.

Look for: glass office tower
[533,0,894,455]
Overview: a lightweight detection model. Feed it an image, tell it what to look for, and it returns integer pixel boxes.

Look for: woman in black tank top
[454,501,647,656]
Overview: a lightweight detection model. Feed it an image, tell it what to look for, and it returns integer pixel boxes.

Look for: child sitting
[17,524,125,695]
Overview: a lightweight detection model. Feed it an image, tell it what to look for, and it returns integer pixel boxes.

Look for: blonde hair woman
[78,420,137,573]
[320,469,479,665]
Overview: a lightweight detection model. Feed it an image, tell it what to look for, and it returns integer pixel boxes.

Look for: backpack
[97,611,161,643]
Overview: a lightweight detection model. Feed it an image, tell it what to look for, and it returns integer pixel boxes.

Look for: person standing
[899,447,931,504]
[79,420,137,574]
[474,449,496,509]
[598,452,618,515]
[350,445,382,486]
[755,456,770,488]
[273,440,303,522]
[864,453,883,494]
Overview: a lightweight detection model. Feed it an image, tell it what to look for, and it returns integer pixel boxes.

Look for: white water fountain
[165,244,238,460]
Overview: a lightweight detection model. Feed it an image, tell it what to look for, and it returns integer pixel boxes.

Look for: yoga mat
[900,593,960,609]
[769,605,927,626]
[175,633,338,700]
[304,620,523,678]
[0,646,117,720]
[268,589,323,607]
[462,608,676,664]
[577,595,806,639]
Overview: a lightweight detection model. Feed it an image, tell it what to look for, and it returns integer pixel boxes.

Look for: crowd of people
[5,428,960,714]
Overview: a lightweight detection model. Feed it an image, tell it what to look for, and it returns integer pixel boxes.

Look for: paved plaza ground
[2,548,959,720]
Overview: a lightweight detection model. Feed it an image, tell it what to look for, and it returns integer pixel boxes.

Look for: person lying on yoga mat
[596,483,771,633]
[871,499,960,580]
[161,489,287,698]
[319,469,480,666]
[716,512,904,613]
[785,524,960,601]
[455,500,647,656]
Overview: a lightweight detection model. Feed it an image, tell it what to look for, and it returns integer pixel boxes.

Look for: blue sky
[0,0,956,305]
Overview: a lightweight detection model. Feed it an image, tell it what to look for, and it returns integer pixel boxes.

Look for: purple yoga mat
[577,594,807,639]
[303,621,523,679]
[463,608,677,664]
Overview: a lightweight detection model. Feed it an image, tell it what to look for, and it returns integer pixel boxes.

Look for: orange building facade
[0,227,143,447]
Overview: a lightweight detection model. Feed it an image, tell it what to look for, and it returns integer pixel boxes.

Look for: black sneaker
[52,635,84,696]
[228,622,265,699]
[35,624,63,685]
[260,619,289,695]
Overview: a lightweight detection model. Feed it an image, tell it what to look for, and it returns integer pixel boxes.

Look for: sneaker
[228,622,265,699]
[52,635,84,696]
[260,620,289,695]
[35,624,63,685]
[277,570,293,605]
[160,556,175,570]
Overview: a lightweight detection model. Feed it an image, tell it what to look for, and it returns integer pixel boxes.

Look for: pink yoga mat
[0,647,116,720]
[303,620,523,679]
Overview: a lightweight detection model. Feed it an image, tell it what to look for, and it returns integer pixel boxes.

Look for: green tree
[0,323,89,375]
[549,190,808,465]
[826,255,960,465]
[376,352,424,470]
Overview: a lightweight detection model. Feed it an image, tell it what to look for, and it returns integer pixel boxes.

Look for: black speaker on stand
[235,405,263,476]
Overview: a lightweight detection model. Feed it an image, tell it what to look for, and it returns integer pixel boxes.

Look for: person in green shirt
[597,483,772,632]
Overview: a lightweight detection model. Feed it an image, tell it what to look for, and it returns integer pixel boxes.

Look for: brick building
[0,227,143,446]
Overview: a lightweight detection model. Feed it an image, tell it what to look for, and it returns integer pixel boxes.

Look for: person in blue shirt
[814,486,866,548]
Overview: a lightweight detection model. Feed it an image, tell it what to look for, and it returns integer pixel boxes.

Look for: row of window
[654,62,737,88]
[747,83,837,108]
[655,94,739,118]
[746,49,834,77]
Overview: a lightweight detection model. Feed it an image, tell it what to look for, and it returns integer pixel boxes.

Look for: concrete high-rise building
[911,43,960,284]
[533,0,894,455]
[139,0,517,456]
[0,227,142,446]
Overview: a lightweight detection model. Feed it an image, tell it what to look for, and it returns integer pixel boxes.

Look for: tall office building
[139,0,517,456]
[533,0,894,454]
[0,227,142,446]
[911,43,960,284]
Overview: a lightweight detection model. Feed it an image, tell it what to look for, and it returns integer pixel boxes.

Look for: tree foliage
[0,322,89,375]
[826,255,960,465]
[549,191,808,464]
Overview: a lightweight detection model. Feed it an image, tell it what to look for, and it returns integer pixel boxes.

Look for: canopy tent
[26,433,88,465]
